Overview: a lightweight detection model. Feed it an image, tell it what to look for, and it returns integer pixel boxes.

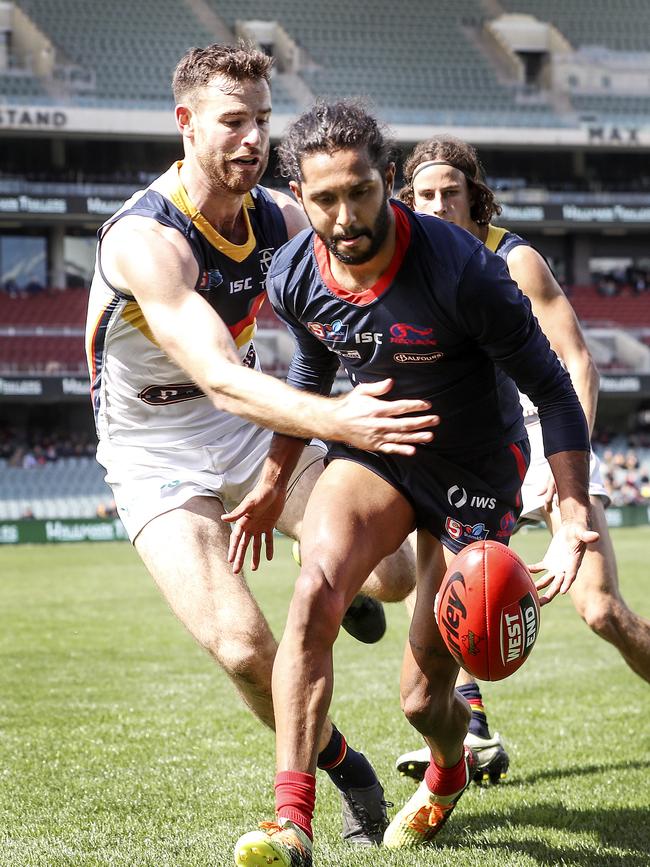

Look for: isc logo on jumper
[389,323,437,345]
[500,592,539,664]
[307,319,349,342]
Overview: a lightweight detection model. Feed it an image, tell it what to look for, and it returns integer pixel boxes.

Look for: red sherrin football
[435,540,540,681]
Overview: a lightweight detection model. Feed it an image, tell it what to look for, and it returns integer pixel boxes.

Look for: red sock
[424,748,469,796]
[275,771,316,841]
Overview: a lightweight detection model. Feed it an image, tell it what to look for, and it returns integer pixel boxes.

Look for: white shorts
[97,426,326,541]
[516,416,609,529]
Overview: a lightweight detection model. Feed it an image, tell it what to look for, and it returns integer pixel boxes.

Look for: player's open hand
[528,522,600,606]
[538,472,558,512]
[221,483,287,574]
[336,379,439,455]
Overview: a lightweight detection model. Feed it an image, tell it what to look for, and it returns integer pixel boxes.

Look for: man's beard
[197,148,267,195]
[323,198,391,265]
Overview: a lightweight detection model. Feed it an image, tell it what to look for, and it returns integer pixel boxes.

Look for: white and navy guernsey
[85,162,288,449]
[267,200,588,459]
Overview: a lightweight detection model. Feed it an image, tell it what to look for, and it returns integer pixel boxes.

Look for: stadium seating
[207,0,562,126]
[0,455,113,519]
[0,72,50,103]
[0,289,87,327]
[568,285,650,327]
[500,1,650,52]
[15,0,215,106]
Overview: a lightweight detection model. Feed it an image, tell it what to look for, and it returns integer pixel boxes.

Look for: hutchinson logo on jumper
[198,269,223,292]
[389,323,437,345]
[500,592,539,665]
[307,319,349,342]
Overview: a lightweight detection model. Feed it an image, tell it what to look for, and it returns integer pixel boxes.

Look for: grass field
[1,527,649,866]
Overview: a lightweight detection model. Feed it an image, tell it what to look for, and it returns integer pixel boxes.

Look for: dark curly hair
[277,99,396,184]
[399,136,500,225]
[172,42,272,104]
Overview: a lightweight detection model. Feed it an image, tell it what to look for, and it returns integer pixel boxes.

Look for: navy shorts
[327,437,531,554]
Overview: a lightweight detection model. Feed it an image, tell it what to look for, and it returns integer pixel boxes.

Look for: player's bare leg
[281,458,417,604]
[274,462,413,772]
[135,496,281,728]
[553,496,650,683]
[384,532,474,847]
[235,462,415,865]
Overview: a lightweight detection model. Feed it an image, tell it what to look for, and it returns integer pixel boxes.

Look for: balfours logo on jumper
[389,323,437,345]
[393,351,443,363]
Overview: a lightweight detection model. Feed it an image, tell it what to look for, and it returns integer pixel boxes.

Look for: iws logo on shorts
[393,351,443,363]
[139,383,205,405]
[307,319,349,342]
[447,485,496,510]
[501,592,538,665]
[389,323,437,345]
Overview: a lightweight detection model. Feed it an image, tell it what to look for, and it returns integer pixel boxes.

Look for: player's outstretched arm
[105,218,438,452]
[221,434,306,573]
[528,449,599,605]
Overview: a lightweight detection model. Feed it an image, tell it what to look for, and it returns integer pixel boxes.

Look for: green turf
[1,528,649,866]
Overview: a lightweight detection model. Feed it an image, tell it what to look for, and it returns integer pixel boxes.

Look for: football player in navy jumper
[231,102,597,864]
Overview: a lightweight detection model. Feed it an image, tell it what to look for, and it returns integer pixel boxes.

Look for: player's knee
[207,631,275,688]
[291,566,346,646]
[364,542,416,603]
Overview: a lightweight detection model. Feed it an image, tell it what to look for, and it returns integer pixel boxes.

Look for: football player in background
[231,100,596,864]
[393,135,650,788]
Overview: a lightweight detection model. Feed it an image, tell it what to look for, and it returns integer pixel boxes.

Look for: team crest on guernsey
[198,269,224,292]
[307,319,349,343]
[258,247,274,275]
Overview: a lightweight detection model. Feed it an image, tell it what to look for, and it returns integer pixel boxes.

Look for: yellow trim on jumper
[168,160,256,262]
[121,300,159,345]
[485,224,508,255]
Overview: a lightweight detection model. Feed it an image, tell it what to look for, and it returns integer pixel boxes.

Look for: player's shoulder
[267,227,314,279]
[256,185,308,238]
[402,201,483,270]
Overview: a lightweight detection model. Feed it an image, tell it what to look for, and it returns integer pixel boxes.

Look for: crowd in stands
[594,267,650,298]
[593,429,650,507]
[0,426,96,467]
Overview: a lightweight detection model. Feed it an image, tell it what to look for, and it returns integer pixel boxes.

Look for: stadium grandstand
[1,0,650,526]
